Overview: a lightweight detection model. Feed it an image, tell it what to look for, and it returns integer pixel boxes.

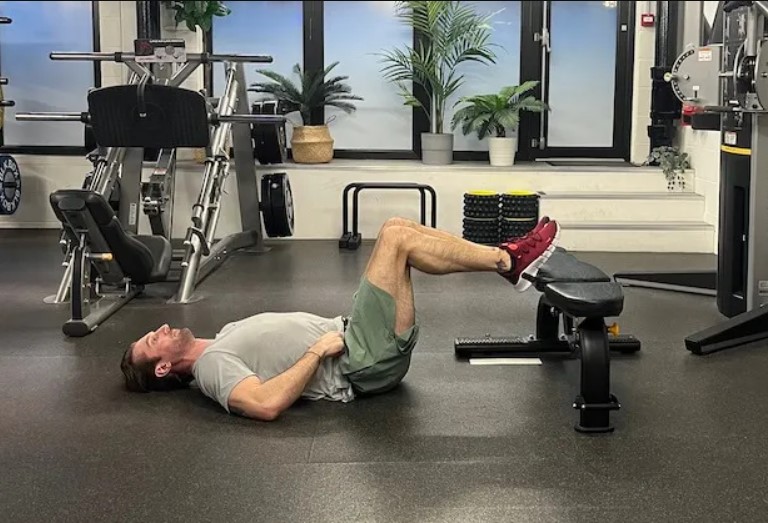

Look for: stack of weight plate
[463,190,501,245]
[500,191,539,241]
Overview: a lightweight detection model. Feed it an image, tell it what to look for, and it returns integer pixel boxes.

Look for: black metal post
[648,1,682,152]
[303,1,324,126]
[136,0,161,40]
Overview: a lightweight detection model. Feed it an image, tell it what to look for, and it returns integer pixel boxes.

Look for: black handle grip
[0,100,15,107]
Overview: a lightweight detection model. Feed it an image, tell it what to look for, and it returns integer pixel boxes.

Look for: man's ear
[155,361,172,378]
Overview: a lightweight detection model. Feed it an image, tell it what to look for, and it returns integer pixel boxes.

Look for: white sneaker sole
[513,224,561,292]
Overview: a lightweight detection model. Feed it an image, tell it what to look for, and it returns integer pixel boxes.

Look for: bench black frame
[455,250,641,433]
[339,182,437,250]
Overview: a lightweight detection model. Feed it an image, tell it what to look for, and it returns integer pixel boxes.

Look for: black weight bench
[455,248,641,433]
[51,189,172,337]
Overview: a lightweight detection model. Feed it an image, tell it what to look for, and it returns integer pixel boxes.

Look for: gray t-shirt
[192,312,355,412]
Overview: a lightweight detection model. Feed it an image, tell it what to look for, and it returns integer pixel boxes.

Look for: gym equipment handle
[0,17,11,24]
[215,114,286,124]
[341,182,438,237]
[50,52,273,64]
[0,100,14,107]
[16,112,89,122]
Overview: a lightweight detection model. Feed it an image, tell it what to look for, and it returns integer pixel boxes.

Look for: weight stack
[463,191,501,245]
[500,191,539,241]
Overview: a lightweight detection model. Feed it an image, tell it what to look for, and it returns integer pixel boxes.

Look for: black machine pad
[530,248,610,289]
[50,190,171,284]
[543,282,624,318]
[87,84,210,148]
[134,235,172,282]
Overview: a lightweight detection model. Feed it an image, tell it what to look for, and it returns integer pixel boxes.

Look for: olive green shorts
[339,277,419,395]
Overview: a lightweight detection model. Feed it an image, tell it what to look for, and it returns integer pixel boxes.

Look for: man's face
[131,324,194,376]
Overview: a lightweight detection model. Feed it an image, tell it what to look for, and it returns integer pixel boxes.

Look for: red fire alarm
[641,13,655,27]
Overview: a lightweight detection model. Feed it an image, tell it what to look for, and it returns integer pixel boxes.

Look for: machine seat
[543,282,625,318]
[50,189,171,284]
[133,235,172,282]
[528,248,611,290]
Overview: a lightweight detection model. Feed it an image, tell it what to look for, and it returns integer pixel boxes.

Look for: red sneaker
[502,216,551,243]
[499,220,560,291]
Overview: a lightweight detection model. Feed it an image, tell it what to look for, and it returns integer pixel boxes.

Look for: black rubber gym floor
[2,230,767,522]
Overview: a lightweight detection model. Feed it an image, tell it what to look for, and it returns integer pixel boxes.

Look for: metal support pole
[173,64,240,304]
[747,115,768,309]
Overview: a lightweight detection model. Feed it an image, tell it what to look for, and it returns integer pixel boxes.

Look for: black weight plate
[252,101,288,165]
[0,154,21,215]
[261,172,295,237]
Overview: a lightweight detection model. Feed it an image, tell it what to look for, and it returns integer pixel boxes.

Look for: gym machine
[16,39,294,336]
[620,1,768,354]
[455,249,641,433]
[0,16,20,217]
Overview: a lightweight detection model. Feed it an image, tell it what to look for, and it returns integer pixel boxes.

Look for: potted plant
[250,62,362,164]
[650,146,691,190]
[162,1,231,31]
[452,82,549,166]
[380,1,497,165]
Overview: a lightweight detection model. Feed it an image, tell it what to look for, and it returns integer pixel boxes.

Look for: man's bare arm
[228,332,345,421]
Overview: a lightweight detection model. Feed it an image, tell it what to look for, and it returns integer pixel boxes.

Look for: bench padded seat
[529,248,610,290]
[543,281,625,318]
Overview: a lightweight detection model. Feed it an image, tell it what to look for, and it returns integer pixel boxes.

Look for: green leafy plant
[250,62,363,126]
[380,1,497,134]
[650,146,690,190]
[451,82,548,139]
[163,1,231,32]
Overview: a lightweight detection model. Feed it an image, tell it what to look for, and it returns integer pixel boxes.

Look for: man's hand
[309,331,345,359]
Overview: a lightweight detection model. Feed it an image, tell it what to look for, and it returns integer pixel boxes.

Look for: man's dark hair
[120,343,192,392]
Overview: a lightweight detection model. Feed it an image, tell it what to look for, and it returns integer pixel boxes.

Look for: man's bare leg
[379,217,498,252]
[364,225,511,335]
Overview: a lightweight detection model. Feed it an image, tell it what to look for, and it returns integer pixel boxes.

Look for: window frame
[207,0,637,161]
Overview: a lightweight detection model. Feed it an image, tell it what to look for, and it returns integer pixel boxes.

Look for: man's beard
[176,327,195,349]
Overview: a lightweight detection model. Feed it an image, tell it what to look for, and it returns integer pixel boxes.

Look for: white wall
[98,1,137,87]
[679,0,721,252]
[630,2,655,165]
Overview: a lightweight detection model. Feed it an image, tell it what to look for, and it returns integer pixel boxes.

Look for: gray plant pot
[421,133,454,165]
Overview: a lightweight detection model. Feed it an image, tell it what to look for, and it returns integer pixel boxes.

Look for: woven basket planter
[291,125,334,164]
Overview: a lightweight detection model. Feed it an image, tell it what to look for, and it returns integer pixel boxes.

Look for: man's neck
[173,338,212,376]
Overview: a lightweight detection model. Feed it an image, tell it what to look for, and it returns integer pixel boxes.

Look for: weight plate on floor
[261,172,294,237]
[0,154,20,215]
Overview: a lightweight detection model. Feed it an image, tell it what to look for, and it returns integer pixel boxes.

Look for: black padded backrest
[50,189,156,284]
[87,84,210,148]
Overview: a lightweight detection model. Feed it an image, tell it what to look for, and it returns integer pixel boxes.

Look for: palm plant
[452,82,549,139]
[162,1,231,32]
[380,1,497,135]
[250,62,362,127]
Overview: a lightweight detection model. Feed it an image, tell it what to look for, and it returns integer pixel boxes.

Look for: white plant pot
[488,136,518,167]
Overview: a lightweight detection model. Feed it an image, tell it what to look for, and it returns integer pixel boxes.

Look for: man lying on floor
[121,216,560,420]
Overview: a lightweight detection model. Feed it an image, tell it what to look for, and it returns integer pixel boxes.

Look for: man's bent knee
[376,225,417,251]
[380,217,417,235]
